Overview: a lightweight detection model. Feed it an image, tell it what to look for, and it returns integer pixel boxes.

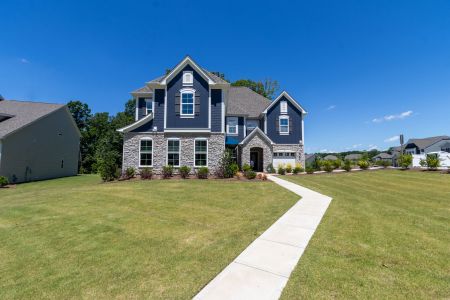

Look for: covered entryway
[250,147,263,171]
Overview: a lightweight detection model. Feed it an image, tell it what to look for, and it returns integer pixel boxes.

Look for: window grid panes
[280,118,289,133]
[181,93,194,115]
[145,99,153,115]
[140,140,152,166]
[195,140,207,166]
[227,117,238,134]
[167,140,180,166]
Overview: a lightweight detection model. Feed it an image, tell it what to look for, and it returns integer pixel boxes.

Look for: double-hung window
[227,117,238,135]
[181,89,195,116]
[167,139,180,167]
[195,140,208,166]
[145,99,153,115]
[139,138,153,166]
[279,116,289,134]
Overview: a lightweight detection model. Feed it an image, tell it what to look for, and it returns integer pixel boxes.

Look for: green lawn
[0,175,298,299]
[281,170,450,299]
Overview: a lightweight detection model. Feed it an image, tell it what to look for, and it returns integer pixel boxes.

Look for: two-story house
[118,56,307,174]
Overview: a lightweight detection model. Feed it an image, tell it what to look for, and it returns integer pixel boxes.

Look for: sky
[1,0,450,153]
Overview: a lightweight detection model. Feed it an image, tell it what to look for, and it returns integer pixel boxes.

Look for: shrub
[322,160,334,173]
[0,176,9,187]
[179,166,191,178]
[277,164,286,175]
[398,154,413,169]
[197,167,209,179]
[140,167,153,180]
[266,163,275,173]
[343,160,352,172]
[379,160,391,168]
[357,159,370,170]
[124,167,135,179]
[162,165,174,179]
[333,159,342,169]
[425,154,440,170]
[285,163,292,174]
[306,166,315,174]
[242,163,252,172]
[97,151,120,181]
[216,150,238,178]
[245,170,257,179]
[419,158,427,168]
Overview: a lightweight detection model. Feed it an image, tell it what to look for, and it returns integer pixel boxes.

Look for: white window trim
[180,88,195,118]
[279,115,289,135]
[139,137,153,167]
[226,116,239,136]
[167,138,181,167]
[194,138,208,167]
[182,71,194,86]
[280,100,288,114]
[145,99,154,115]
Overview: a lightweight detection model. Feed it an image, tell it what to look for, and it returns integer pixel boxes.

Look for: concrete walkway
[194,175,332,300]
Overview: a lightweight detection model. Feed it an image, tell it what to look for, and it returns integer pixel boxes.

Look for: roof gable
[263,91,307,115]
[239,127,274,146]
[160,56,215,85]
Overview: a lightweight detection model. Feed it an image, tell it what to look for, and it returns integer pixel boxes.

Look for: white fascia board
[117,113,153,133]
[263,91,307,115]
[239,127,274,145]
[164,129,211,133]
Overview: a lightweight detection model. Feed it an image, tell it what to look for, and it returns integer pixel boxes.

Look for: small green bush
[277,165,286,175]
[179,166,191,178]
[97,153,120,182]
[197,167,209,179]
[242,163,252,172]
[285,163,292,173]
[124,167,135,179]
[305,166,315,174]
[216,150,238,178]
[244,170,257,179]
[358,160,370,170]
[343,160,352,172]
[379,160,391,168]
[398,154,412,169]
[333,159,342,169]
[0,176,9,187]
[140,167,153,179]
[322,160,334,172]
[162,165,174,179]
[230,163,239,176]
[425,154,440,170]
[266,163,275,173]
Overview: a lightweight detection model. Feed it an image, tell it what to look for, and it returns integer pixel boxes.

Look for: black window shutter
[175,93,180,116]
[276,116,279,133]
[289,116,293,133]
[195,94,200,116]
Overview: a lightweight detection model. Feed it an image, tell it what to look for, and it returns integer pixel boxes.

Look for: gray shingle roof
[374,153,393,159]
[0,100,64,139]
[227,87,271,118]
[131,86,153,94]
[345,153,362,160]
[323,155,338,161]
[406,136,450,150]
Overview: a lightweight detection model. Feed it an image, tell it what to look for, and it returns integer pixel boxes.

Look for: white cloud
[345,144,362,150]
[367,144,378,150]
[20,58,29,64]
[319,149,335,153]
[326,105,336,110]
[372,110,413,123]
[384,135,400,143]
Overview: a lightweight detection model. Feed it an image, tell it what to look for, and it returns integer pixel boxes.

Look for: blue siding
[132,89,165,132]
[225,116,245,144]
[266,96,303,144]
[166,65,209,129]
[211,89,222,132]
[137,98,146,119]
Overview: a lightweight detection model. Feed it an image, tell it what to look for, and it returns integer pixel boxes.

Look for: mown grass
[281,170,450,299]
[0,175,298,299]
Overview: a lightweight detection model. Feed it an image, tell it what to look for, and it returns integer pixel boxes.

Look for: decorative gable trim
[239,127,274,146]
[117,113,153,133]
[263,91,307,115]
[159,56,216,86]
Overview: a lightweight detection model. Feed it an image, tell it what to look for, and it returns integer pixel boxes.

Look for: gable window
[280,101,288,114]
[195,139,208,167]
[183,71,193,86]
[139,138,153,167]
[227,117,238,135]
[145,99,153,115]
[279,116,289,135]
[181,89,195,116]
[167,139,180,167]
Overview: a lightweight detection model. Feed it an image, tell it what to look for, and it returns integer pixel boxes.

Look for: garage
[273,151,296,169]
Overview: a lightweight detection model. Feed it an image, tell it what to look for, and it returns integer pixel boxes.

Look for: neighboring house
[323,154,338,161]
[305,153,316,166]
[373,153,393,165]
[344,153,362,161]
[118,56,307,173]
[404,136,450,155]
[0,100,80,183]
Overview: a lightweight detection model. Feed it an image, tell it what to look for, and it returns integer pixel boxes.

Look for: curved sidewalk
[194,175,332,300]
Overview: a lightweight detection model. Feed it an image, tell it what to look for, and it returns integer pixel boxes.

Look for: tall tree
[231,78,279,99]
[67,100,91,131]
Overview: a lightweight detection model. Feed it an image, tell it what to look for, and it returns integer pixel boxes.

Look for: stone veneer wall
[122,132,225,174]
[272,143,305,167]
[240,133,273,172]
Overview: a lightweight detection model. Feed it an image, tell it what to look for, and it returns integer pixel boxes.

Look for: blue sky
[1,0,449,153]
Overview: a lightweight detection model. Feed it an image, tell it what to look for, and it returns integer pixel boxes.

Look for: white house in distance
[403,136,450,167]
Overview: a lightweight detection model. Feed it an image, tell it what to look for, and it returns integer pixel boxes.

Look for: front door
[250,151,259,171]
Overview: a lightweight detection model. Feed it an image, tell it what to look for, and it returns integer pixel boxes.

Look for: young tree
[398,154,413,169]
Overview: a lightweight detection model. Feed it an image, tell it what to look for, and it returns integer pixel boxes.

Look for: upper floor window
[279,116,289,135]
[246,119,259,134]
[183,71,193,86]
[139,138,153,167]
[145,99,153,115]
[167,139,180,167]
[195,139,208,167]
[227,117,238,135]
[280,101,288,114]
[180,89,195,116]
